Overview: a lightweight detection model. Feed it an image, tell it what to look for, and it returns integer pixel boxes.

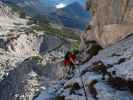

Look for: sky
[40,0,86,7]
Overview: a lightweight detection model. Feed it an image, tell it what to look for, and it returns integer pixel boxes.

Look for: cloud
[56,3,66,9]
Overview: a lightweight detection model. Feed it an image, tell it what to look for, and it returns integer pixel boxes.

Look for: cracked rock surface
[36,35,133,100]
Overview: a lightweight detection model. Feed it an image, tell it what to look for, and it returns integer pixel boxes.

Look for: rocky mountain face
[81,0,133,47]
[33,0,133,100]
[37,35,133,100]
[0,0,133,100]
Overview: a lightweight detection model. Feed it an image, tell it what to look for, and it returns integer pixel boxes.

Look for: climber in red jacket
[64,49,79,75]
[64,51,76,65]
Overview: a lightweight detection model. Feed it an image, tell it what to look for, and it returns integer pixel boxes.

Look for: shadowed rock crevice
[0,38,8,50]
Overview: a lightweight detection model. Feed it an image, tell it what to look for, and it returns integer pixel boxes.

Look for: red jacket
[64,52,76,65]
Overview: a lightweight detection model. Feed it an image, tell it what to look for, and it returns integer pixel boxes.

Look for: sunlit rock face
[83,0,133,47]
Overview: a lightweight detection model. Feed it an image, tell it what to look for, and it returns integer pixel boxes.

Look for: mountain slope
[2,0,90,30]
[48,2,90,30]
[1,0,45,16]
[0,1,71,99]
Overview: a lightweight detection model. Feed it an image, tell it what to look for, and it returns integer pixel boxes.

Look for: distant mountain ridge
[48,2,90,30]
[1,0,90,30]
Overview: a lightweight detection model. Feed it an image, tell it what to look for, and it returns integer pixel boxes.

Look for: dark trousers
[66,63,75,79]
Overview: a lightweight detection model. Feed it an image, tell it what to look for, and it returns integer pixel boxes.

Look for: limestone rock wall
[83,0,133,47]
